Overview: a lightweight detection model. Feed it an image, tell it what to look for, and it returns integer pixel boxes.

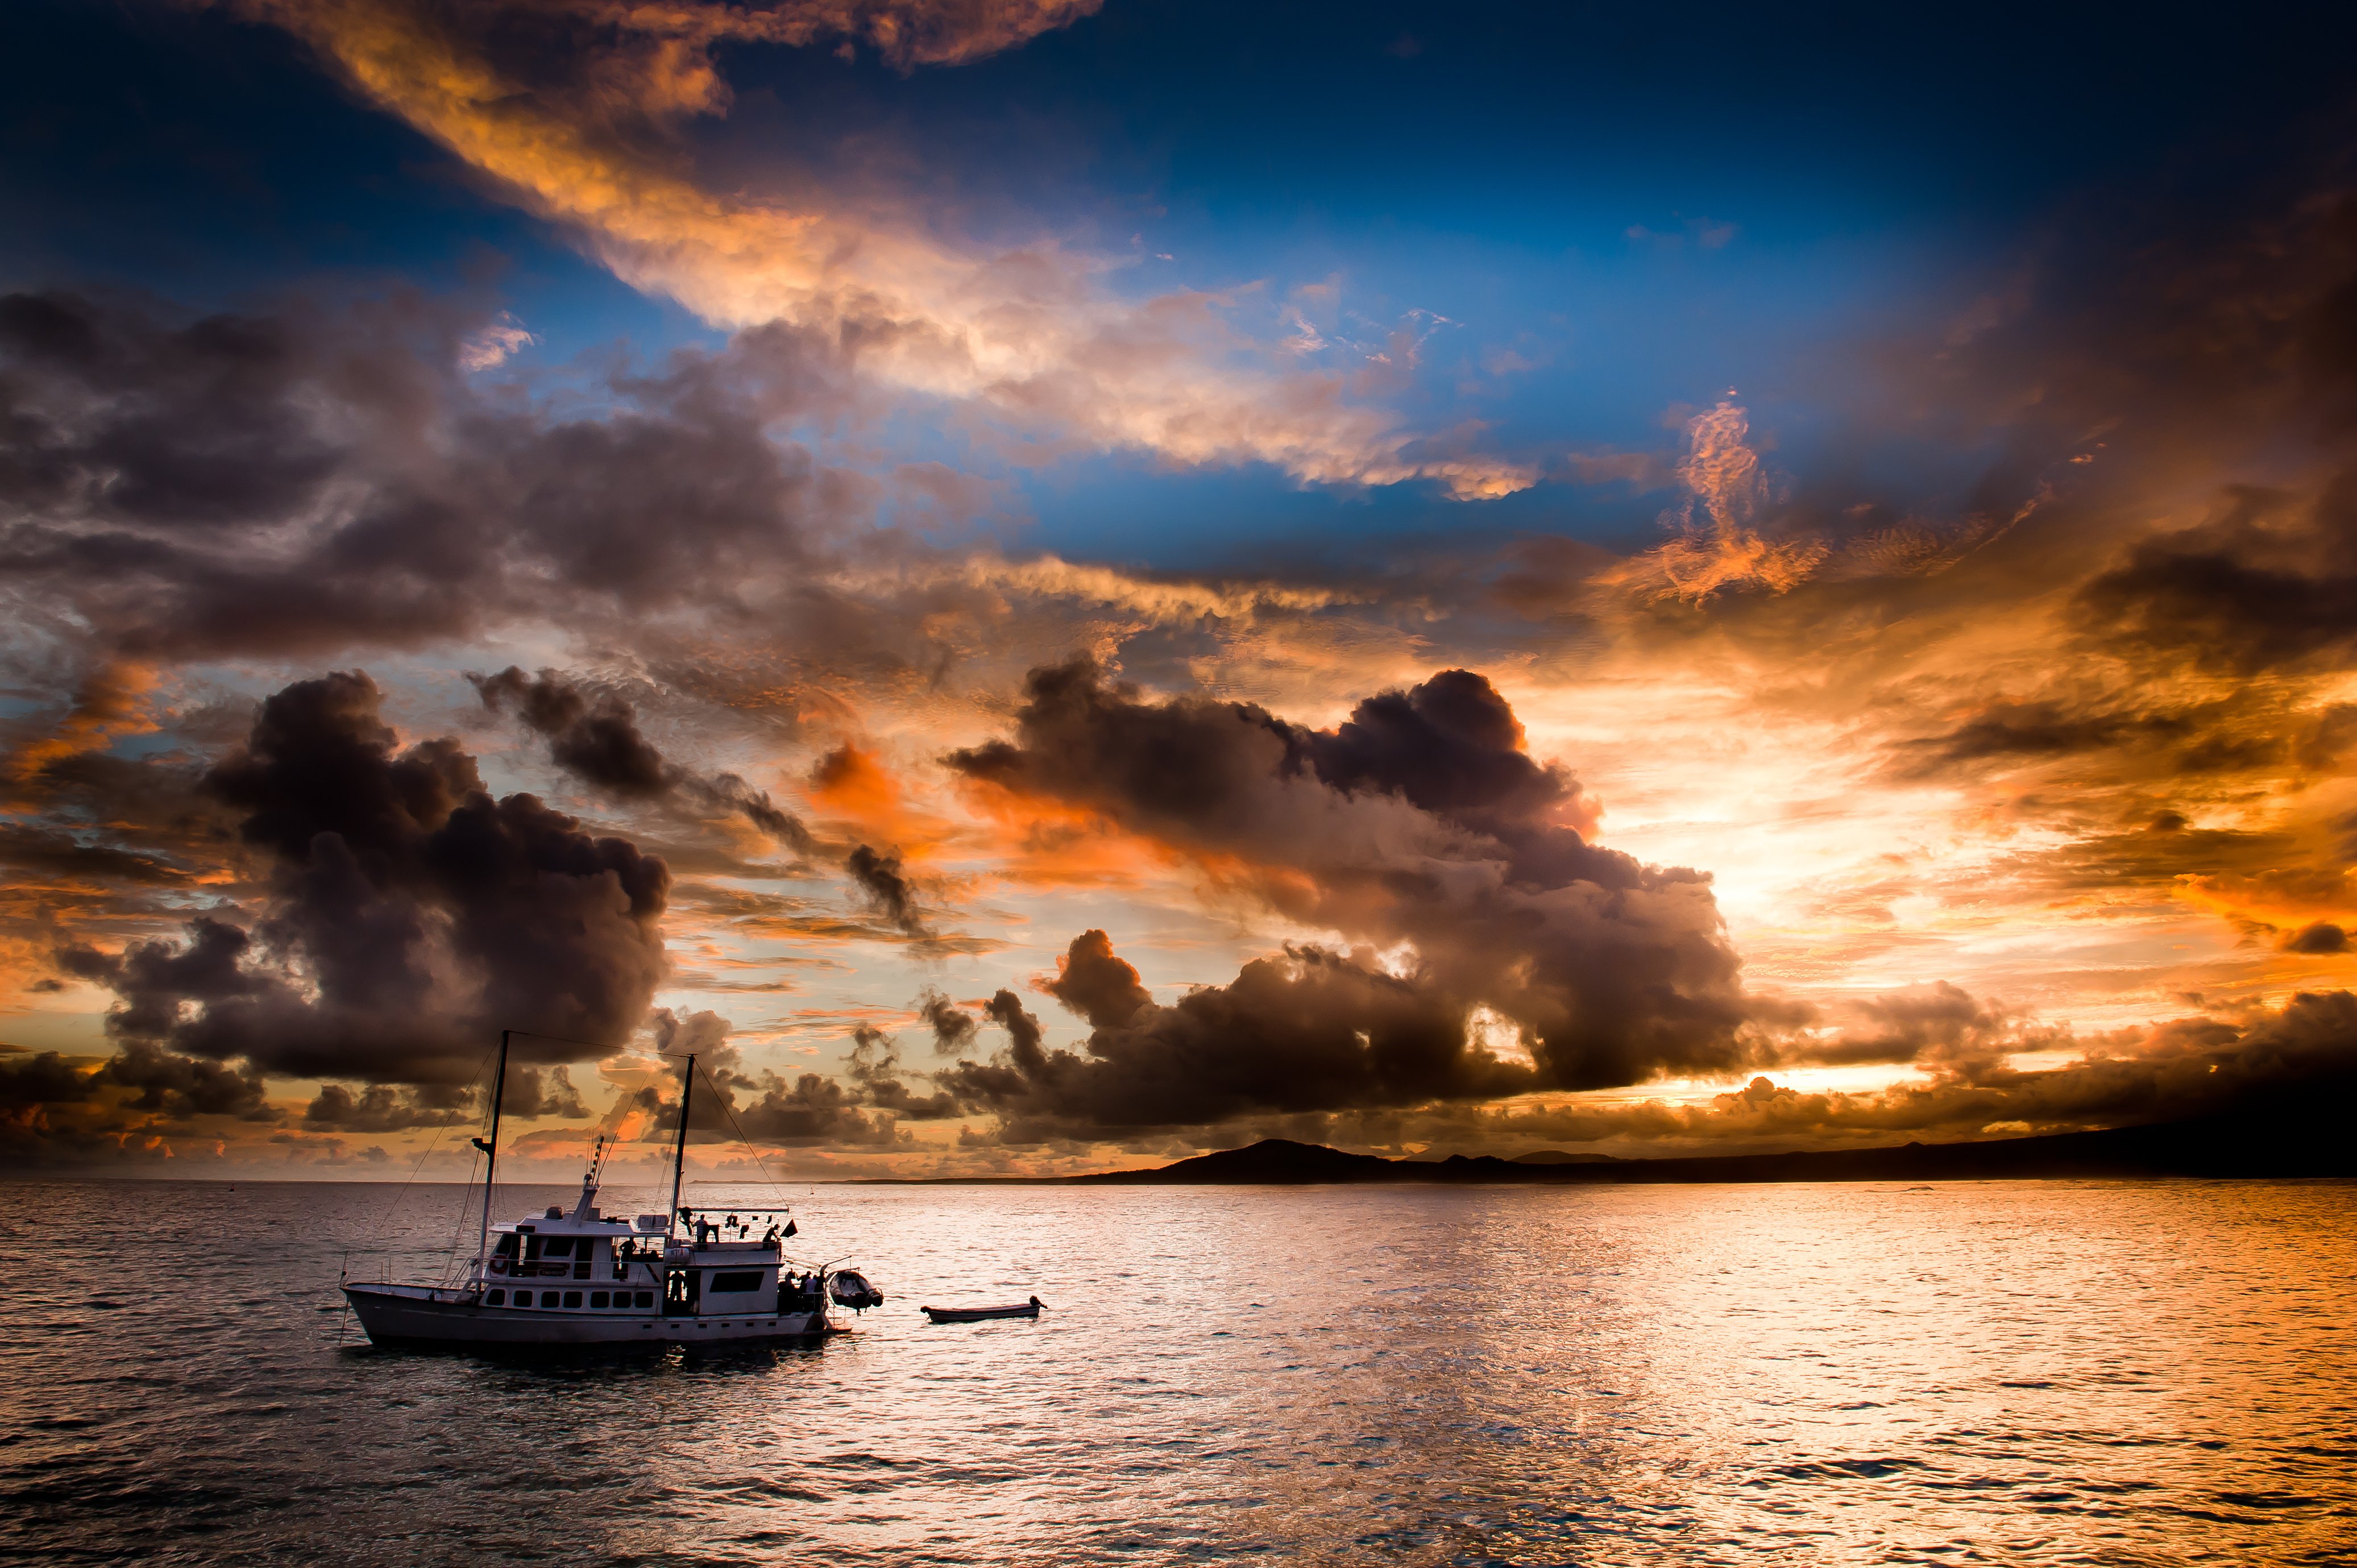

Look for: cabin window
[563,1291,582,1308]
[709,1270,761,1293]
[542,1237,574,1259]
[634,1291,654,1308]
[493,1234,518,1259]
[514,1291,533,1307]
[486,1289,505,1305]
[591,1291,609,1308]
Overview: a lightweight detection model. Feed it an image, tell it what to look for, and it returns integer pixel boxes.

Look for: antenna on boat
[665,1051,696,1242]
[471,1028,511,1284]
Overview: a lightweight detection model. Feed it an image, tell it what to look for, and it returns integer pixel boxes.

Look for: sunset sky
[7,0,2357,1177]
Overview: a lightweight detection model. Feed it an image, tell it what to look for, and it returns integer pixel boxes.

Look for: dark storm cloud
[944,658,1750,1138]
[60,671,670,1089]
[472,666,813,849]
[845,844,928,936]
[941,939,1537,1139]
[0,290,864,666]
[1043,928,1151,1030]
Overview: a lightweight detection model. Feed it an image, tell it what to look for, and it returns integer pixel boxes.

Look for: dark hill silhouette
[1056,1111,2355,1185]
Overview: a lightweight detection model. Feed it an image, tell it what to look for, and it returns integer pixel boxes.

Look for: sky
[7,0,2357,1179]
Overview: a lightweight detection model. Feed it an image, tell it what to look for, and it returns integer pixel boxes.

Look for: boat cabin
[473,1187,815,1317]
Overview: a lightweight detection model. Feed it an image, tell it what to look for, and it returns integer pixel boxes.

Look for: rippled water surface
[1,1177,2352,1565]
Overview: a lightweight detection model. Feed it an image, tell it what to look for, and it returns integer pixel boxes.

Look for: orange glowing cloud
[241,0,1533,497]
[2,662,160,802]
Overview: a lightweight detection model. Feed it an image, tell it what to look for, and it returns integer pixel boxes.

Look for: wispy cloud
[243,0,1534,497]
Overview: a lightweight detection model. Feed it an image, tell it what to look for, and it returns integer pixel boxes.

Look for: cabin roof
[493,1216,635,1236]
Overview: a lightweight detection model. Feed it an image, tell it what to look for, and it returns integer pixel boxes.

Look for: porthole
[591,1291,609,1308]
[486,1289,505,1306]
[563,1291,582,1308]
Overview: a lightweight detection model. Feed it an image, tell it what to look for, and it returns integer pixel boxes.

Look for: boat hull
[343,1283,831,1346]
[922,1304,1040,1322]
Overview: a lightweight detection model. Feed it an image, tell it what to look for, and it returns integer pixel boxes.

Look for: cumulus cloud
[60,671,671,1088]
[1042,928,1151,1028]
[938,661,1757,1138]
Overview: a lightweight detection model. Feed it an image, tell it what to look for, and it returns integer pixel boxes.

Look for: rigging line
[435,1148,484,1289]
[694,1056,790,1209]
[366,1037,494,1278]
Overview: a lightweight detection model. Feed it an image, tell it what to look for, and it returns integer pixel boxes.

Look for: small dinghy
[829,1270,885,1310]
[922,1296,1043,1323]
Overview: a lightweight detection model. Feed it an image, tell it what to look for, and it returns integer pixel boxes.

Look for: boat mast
[471,1028,511,1283]
[666,1052,696,1239]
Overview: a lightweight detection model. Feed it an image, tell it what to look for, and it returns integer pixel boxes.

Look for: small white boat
[343,1034,873,1348]
[922,1296,1043,1323]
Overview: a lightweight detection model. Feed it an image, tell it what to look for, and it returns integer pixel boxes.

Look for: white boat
[343,1034,870,1347]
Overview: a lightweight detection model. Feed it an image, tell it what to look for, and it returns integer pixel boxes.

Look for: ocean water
[0,1177,2351,1566]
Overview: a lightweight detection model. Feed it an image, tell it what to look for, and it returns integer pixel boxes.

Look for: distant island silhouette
[882,1108,2354,1185]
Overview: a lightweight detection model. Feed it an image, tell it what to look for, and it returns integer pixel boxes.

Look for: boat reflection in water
[341,1034,879,1347]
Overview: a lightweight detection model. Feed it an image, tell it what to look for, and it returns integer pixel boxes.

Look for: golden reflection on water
[1,1179,2351,1564]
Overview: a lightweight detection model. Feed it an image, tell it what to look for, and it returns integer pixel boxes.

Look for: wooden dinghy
[922,1295,1043,1323]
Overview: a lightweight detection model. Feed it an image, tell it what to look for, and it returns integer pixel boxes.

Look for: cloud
[0,290,868,667]
[918,987,980,1053]
[236,0,1531,497]
[2283,921,2350,955]
[458,312,534,370]
[943,938,1538,1139]
[2077,476,2357,675]
[303,1080,471,1131]
[60,671,671,1087]
[1042,927,1151,1028]
[661,1006,903,1144]
[844,1022,962,1118]
[939,661,1757,1137]
[0,1039,274,1166]
[1604,401,1827,603]
[473,666,812,848]
[475,666,671,798]
[845,843,928,936]
[1387,989,2357,1155]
